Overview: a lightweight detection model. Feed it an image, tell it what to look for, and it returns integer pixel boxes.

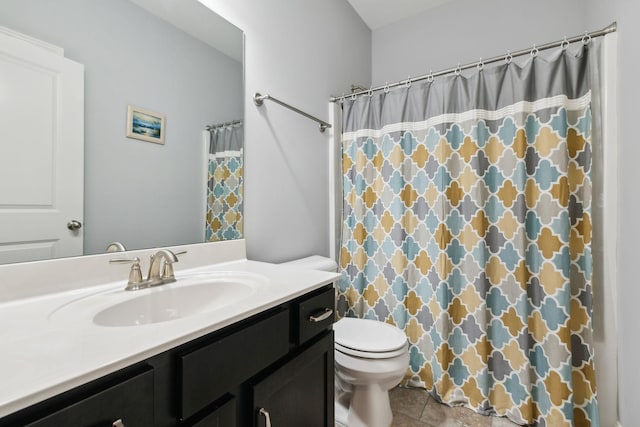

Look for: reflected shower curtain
[338,43,601,426]
[206,122,243,241]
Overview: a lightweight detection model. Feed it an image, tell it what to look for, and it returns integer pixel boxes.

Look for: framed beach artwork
[126,105,166,144]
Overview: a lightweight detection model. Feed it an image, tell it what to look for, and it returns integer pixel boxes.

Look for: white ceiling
[347,0,454,30]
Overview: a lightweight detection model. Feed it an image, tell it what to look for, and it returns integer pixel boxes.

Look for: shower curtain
[206,122,243,241]
[337,41,603,426]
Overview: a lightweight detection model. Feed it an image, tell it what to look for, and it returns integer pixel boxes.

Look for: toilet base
[335,401,349,427]
[335,383,393,427]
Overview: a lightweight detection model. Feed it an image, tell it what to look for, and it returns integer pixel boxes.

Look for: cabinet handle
[259,407,272,427]
[309,308,333,323]
[112,420,125,427]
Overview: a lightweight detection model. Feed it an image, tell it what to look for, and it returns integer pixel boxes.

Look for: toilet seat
[334,317,408,359]
[335,341,408,359]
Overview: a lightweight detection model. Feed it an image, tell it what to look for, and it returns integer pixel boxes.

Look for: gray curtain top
[341,41,599,134]
[210,123,243,154]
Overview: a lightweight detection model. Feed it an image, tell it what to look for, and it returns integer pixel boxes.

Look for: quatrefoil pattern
[206,153,243,241]
[338,96,598,426]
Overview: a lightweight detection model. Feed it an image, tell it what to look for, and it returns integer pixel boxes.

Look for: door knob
[67,220,82,230]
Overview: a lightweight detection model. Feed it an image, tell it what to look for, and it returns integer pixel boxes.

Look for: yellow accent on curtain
[337,48,601,425]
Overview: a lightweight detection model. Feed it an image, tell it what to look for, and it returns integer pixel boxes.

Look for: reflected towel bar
[254,92,331,133]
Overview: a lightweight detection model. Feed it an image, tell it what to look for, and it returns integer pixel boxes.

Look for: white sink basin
[49,271,268,327]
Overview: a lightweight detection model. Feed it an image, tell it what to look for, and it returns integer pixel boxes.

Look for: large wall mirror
[0,0,244,265]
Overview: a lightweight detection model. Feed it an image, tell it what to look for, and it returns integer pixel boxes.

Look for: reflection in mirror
[205,120,244,241]
[0,0,244,265]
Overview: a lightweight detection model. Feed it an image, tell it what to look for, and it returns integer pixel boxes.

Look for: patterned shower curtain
[206,122,243,241]
[338,42,602,426]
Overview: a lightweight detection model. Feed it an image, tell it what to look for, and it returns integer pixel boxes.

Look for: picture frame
[126,105,165,145]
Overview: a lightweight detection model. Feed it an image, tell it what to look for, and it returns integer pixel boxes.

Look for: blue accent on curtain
[206,122,243,241]
[338,42,602,426]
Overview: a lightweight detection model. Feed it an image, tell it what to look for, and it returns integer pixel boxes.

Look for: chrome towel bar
[254,92,332,133]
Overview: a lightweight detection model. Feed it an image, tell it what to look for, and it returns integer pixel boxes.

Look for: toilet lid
[334,317,407,354]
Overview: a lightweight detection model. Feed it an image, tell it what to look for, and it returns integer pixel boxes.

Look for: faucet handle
[162,262,176,283]
[158,250,186,283]
[109,257,144,290]
[109,256,140,265]
[126,258,144,287]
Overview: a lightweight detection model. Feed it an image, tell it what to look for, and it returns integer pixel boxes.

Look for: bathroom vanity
[0,240,338,426]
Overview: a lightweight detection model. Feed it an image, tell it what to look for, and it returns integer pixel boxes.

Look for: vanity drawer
[178,309,290,421]
[25,367,154,427]
[294,286,335,345]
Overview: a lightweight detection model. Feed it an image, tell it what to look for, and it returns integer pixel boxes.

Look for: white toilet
[281,256,410,427]
[333,317,409,427]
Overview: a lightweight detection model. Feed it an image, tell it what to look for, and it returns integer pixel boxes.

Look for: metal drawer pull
[309,308,333,323]
[259,407,272,427]
[112,420,125,427]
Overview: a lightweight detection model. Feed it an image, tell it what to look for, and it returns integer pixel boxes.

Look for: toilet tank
[280,255,338,272]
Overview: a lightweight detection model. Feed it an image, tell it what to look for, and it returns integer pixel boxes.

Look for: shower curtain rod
[254,92,332,133]
[330,22,617,103]
[205,119,242,130]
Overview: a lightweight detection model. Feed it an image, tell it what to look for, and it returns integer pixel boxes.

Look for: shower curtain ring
[384,82,390,93]
[476,58,484,71]
[351,92,357,100]
[561,36,569,50]
[427,70,434,83]
[404,77,412,88]
[530,44,539,57]
[454,64,462,75]
[505,51,513,64]
[368,87,374,97]
[582,32,592,45]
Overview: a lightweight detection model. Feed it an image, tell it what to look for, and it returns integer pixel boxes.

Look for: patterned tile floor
[389,386,521,427]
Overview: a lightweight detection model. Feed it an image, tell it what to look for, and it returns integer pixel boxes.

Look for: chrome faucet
[110,249,183,291]
[105,241,127,252]
[146,249,179,286]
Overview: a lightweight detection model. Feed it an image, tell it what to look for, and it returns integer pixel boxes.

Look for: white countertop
[0,241,339,418]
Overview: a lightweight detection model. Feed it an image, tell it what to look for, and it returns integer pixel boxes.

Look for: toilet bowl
[280,256,409,427]
[334,317,409,427]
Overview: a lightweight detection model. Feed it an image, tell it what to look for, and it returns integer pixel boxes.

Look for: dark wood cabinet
[1,284,335,427]
[293,286,335,345]
[253,331,334,427]
[25,367,154,427]
[189,395,235,427]
[178,308,290,420]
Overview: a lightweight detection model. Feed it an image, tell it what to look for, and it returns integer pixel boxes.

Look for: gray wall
[0,0,243,254]
[199,0,371,263]
[371,1,620,425]
[372,0,588,86]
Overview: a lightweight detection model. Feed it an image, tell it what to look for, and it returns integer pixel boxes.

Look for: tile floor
[389,386,522,427]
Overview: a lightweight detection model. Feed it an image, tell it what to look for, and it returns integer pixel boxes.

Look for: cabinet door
[253,332,334,427]
[179,309,289,421]
[190,395,235,427]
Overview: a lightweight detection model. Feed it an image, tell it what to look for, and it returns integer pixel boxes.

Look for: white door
[0,27,84,264]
